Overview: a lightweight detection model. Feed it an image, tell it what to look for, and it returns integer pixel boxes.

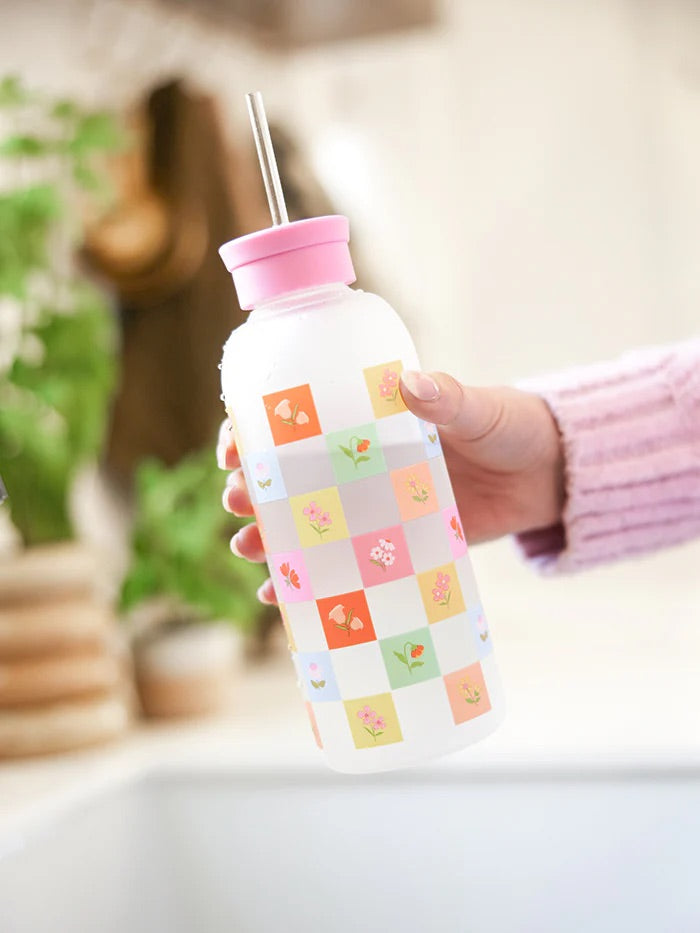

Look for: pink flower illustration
[477,614,489,642]
[369,537,396,571]
[378,368,399,403]
[328,603,364,635]
[356,705,386,741]
[303,501,331,536]
[274,398,309,428]
[308,662,326,690]
[432,571,451,606]
[255,462,272,490]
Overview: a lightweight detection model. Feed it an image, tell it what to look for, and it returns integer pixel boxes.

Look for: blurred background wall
[3,0,698,383]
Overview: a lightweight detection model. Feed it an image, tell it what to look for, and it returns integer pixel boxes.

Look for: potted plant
[121,449,270,718]
[0,76,129,756]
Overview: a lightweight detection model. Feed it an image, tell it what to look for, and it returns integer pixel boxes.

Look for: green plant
[0,76,122,545]
[120,450,266,632]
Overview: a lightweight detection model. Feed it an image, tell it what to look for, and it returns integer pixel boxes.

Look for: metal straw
[245,91,289,226]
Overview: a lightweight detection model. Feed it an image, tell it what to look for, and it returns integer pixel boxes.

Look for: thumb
[400,370,503,443]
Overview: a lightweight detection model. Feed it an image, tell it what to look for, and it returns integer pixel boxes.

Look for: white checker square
[403,512,452,573]
[311,700,357,758]
[276,434,336,497]
[430,612,480,673]
[456,554,481,609]
[329,641,391,698]
[313,370,375,434]
[255,499,300,553]
[338,473,401,536]
[284,600,328,652]
[428,456,455,509]
[392,677,454,745]
[376,410,426,470]
[365,576,427,639]
[303,539,363,599]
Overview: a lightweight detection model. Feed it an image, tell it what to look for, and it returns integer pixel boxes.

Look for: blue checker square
[419,419,443,459]
[295,650,341,702]
[467,603,493,659]
[245,450,287,504]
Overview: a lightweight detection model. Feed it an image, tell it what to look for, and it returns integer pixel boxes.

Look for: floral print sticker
[443,506,468,559]
[245,451,287,503]
[297,651,340,702]
[270,550,313,603]
[417,561,466,623]
[363,361,408,419]
[379,627,440,689]
[419,419,443,458]
[263,384,322,446]
[289,487,350,547]
[444,662,492,725]
[352,525,414,588]
[344,693,403,749]
[369,537,396,571]
[326,422,386,485]
[316,590,377,649]
[390,462,438,522]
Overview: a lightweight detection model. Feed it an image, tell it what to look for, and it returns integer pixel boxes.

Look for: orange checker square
[363,361,408,419]
[443,661,492,725]
[316,589,377,650]
[417,561,466,623]
[263,384,322,446]
[390,461,439,522]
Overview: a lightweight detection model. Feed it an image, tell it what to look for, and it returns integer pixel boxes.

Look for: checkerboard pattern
[238,361,496,757]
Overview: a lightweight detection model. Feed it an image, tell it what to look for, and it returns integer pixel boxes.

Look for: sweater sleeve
[515,338,700,572]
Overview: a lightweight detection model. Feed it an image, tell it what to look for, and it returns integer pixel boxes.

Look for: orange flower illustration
[279,562,301,590]
[450,515,464,541]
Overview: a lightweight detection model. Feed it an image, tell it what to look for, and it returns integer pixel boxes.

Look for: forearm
[516,339,700,571]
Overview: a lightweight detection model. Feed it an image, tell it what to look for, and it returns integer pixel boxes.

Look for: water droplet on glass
[219,393,226,401]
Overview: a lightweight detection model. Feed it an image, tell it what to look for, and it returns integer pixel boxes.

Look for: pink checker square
[442,506,467,559]
[351,525,414,588]
[269,549,313,603]
[390,461,439,522]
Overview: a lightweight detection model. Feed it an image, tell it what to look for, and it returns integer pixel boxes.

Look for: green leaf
[51,99,80,121]
[393,650,408,666]
[311,680,326,689]
[68,112,123,154]
[339,445,353,459]
[0,75,30,107]
[410,661,424,669]
[355,455,370,464]
[0,135,53,157]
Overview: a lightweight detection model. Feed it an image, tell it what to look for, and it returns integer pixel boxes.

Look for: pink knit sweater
[516,338,700,571]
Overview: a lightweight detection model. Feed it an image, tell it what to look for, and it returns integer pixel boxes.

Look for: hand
[399,371,565,542]
[217,371,565,605]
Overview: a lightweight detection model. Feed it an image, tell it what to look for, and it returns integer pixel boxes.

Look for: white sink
[2,765,699,933]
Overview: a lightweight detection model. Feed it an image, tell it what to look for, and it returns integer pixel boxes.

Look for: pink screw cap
[218,215,356,311]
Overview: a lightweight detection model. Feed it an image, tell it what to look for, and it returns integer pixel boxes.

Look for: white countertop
[1,538,699,840]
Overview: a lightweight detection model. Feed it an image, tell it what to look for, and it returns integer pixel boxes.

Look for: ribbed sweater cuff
[515,340,700,572]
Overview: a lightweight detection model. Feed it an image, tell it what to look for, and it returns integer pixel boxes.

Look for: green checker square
[325,422,387,485]
[379,626,440,689]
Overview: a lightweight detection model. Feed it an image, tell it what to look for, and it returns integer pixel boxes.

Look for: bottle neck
[248,282,352,322]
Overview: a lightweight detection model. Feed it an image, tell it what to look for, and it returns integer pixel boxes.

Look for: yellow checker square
[289,486,350,548]
[363,360,408,419]
[417,561,466,624]
[278,602,297,652]
[343,692,403,750]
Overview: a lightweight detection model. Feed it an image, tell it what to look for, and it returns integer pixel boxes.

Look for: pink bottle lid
[218,215,356,310]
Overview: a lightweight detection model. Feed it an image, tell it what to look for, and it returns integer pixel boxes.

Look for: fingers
[230,522,266,562]
[216,418,240,470]
[400,371,505,442]
[222,469,254,516]
[256,578,278,606]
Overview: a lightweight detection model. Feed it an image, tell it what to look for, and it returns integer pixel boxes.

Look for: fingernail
[216,444,227,469]
[230,533,243,557]
[222,486,234,512]
[401,370,440,401]
[257,581,274,604]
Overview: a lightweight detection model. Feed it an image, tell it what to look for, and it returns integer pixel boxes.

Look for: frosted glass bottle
[220,216,504,773]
